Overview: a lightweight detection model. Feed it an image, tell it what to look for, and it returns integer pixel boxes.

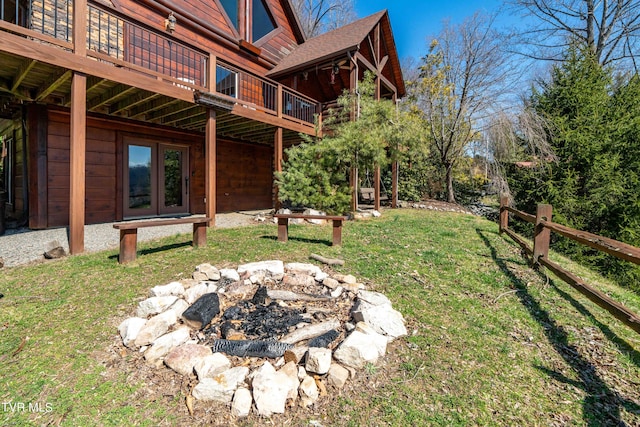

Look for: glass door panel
[159,145,188,214]
[125,144,156,217]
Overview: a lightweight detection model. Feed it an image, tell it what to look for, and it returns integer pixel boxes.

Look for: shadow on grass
[477,228,640,426]
[107,242,193,261]
[259,235,332,246]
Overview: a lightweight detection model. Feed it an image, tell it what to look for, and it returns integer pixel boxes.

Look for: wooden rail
[499,196,640,335]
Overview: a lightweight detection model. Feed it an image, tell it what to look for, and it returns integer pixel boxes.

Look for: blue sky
[355,0,507,60]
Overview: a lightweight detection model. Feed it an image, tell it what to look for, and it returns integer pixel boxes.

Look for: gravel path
[0,212,266,268]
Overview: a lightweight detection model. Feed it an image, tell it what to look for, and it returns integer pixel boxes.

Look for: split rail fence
[499,196,640,335]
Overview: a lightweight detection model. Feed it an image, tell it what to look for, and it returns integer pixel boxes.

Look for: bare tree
[508,0,640,71]
[290,0,357,38]
[411,13,514,203]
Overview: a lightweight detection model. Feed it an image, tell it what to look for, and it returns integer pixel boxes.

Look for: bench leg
[332,220,343,246]
[119,229,138,264]
[277,218,289,242]
[193,222,207,247]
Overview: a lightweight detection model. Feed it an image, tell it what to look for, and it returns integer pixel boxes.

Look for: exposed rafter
[11,58,37,92]
[87,84,137,111]
[109,91,162,115]
[34,69,72,101]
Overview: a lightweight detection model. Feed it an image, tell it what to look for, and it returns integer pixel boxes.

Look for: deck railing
[0,0,319,126]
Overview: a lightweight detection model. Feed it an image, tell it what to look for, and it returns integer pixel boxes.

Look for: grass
[1,209,640,426]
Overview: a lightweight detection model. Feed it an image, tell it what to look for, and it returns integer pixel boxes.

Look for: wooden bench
[273,214,347,246]
[113,217,210,263]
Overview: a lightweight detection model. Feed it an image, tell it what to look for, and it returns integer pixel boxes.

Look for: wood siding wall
[216,139,273,213]
[1,116,25,220]
[32,108,272,227]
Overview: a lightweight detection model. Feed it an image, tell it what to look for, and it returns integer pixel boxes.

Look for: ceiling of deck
[0,51,305,145]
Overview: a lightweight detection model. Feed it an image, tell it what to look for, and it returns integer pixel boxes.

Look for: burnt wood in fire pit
[182,293,220,330]
[211,339,293,358]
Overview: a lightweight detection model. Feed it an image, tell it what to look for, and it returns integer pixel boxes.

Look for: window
[216,64,238,98]
[219,0,239,31]
[219,0,276,42]
[253,0,275,41]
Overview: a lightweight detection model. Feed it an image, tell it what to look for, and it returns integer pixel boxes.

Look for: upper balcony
[0,0,319,143]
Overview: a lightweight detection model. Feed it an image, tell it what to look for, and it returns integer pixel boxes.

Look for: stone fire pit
[118,260,407,417]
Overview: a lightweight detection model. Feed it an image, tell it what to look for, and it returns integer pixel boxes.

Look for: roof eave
[266,46,358,78]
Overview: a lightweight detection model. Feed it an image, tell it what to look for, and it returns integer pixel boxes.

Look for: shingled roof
[267,10,387,76]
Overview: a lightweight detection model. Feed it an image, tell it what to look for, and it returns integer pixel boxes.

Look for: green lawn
[1,209,639,426]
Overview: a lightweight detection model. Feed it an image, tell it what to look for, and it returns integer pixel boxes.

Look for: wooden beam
[11,59,37,92]
[65,76,106,106]
[0,77,31,100]
[163,108,206,126]
[109,92,161,115]
[377,55,389,73]
[87,84,138,111]
[69,72,87,255]
[148,102,197,122]
[34,70,72,102]
[205,109,216,227]
[129,97,180,119]
[354,52,396,95]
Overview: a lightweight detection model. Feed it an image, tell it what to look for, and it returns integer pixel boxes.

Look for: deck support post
[374,165,381,211]
[274,127,283,210]
[391,161,398,208]
[205,108,217,227]
[350,167,358,212]
[69,72,86,255]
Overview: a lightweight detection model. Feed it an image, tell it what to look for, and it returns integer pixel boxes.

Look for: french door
[124,138,189,218]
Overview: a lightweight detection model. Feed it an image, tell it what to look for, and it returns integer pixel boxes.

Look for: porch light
[165,12,176,33]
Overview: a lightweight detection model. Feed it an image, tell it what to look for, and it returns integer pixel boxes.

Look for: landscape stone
[184,283,209,304]
[327,363,350,389]
[252,362,289,416]
[357,290,392,306]
[352,299,407,340]
[194,353,232,380]
[334,274,357,285]
[237,260,284,280]
[192,366,249,402]
[167,299,190,318]
[303,208,326,225]
[333,323,387,369]
[220,268,240,282]
[149,282,185,297]
[315,271,328,282]
[284,346,308,365]
[282,273,316,288]
[136,296,179,318]
[330,287,343,298]
[196,263,220,281]
[279,361,301,401]
[305,347,332,375]
[285,262,322,276]
[118,317,147,349]
[143,326,191,364]
[192,271,208,282]
[164,344,213,376]
[231,387,252,418]
[299,375,319,407]
[322,277,340,290]
[135,310,178,346]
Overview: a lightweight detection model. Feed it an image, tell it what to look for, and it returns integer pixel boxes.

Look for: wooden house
[0,0,405,254]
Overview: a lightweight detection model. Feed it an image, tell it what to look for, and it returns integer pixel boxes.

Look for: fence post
[533,204,552,266]
[499,195,509,234]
